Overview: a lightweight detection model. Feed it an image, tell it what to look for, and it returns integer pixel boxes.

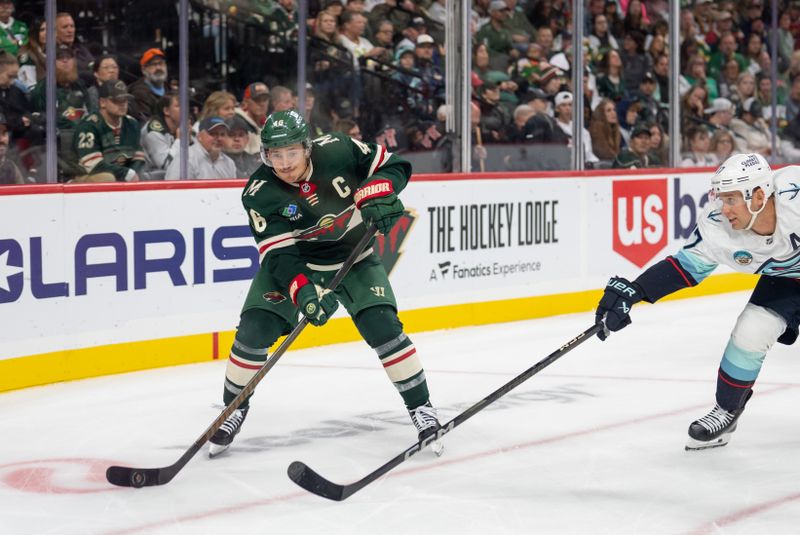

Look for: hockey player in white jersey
[595,153,800,450]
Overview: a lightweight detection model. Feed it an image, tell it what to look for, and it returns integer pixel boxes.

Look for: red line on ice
[102,384,796,534]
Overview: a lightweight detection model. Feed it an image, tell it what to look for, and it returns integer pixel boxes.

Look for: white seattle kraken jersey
[676,166,800,281]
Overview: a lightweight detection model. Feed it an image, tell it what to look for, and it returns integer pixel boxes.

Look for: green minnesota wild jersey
[74,113,145,180]
[242,132,412,291]
[0,18,28,55]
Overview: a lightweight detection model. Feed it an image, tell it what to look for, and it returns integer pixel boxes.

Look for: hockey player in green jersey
[208,110,443,457]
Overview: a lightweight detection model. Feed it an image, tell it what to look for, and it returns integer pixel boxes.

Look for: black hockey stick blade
[106,225,378,488]
[288,461,346,501]
[288,323,603,501]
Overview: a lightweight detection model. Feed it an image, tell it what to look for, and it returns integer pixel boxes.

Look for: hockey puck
[130,470,146,488]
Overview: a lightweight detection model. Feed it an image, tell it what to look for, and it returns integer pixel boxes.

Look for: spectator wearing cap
[613,122,659,169]
[235,82,270,155]
[539,65,565,96]
[166,116,236,180]
[589,97,621,161]
[476,80,513,142]
[475,0,515,60]
[705,11,737,53]
[224,114,260,179]
[141,91,183,173]
[628,71,661,126]
[680,124,715,167]
[414,34,445,102]
[30,44,88,132]
[553,91,599,165]
[396,16,427,52]
[596,49,626,103]
[54,12,94,81]
[503,0,535,52]
[392,47,427,118]
[128,48,169,122]
[73,80,144,183]
[730,96,772,156]
[703,97,741,150]
[0,113,23,184]
[339,11,386,70]
[86,54,120,113]
[0,0,28,56]
[513,87,565,145]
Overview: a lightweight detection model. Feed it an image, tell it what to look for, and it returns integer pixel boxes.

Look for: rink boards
[0,167,756,391]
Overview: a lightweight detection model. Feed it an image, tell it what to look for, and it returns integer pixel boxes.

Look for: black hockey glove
[355,179,404,235]
[595,276,643,341]
[290,275,339,327]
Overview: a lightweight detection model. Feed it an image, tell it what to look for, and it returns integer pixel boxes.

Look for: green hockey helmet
[261,110,310,150]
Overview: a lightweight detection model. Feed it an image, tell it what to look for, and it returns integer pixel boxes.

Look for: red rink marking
[0,458,123,494]
[683,492,800,534]
[100,384,796,534]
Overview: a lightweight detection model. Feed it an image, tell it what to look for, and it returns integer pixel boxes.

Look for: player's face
[719,191,758,230]
[267,143,308,184]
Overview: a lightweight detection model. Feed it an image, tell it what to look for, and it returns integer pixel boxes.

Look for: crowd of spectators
[5,0,800,182]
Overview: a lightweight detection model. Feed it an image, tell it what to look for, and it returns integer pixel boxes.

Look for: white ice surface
[2,291,800,535]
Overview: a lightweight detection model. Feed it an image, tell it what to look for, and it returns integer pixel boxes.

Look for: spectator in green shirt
[0,0,27,56]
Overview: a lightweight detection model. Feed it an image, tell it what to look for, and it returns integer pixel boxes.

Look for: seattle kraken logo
[756,248,800,277]
[779,182,800,200]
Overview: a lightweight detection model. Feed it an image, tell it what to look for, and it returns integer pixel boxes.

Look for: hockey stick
[106,223,379,488]
[287,322,603,501]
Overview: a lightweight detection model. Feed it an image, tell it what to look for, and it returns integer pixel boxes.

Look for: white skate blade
[431,439,444,457]
[208,442,231,459]
[685,434,732,451]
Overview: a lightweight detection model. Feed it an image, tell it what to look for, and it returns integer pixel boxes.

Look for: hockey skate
[209,407,249,458]
[685,404,745,451]
[409,401,445,456]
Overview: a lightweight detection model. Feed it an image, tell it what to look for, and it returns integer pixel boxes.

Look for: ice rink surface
[2,290,800,534]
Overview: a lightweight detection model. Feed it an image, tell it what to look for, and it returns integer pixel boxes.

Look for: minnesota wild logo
[374,208,418,276]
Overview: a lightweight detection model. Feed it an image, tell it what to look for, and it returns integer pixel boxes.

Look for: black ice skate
[409,401,444,456]
[685,404,745,451]
[209,407,249,458]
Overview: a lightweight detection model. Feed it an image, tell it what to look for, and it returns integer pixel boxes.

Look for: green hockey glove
[355,179,404,234]
[289,275,339,326]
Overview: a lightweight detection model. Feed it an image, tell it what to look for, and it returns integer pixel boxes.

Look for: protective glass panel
[2,3,42,184]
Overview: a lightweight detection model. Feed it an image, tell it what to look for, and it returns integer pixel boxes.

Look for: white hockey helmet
[711,153,774,230]
[711,153,774,201]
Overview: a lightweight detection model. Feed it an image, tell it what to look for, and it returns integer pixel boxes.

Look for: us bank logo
[613,179,668,268]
